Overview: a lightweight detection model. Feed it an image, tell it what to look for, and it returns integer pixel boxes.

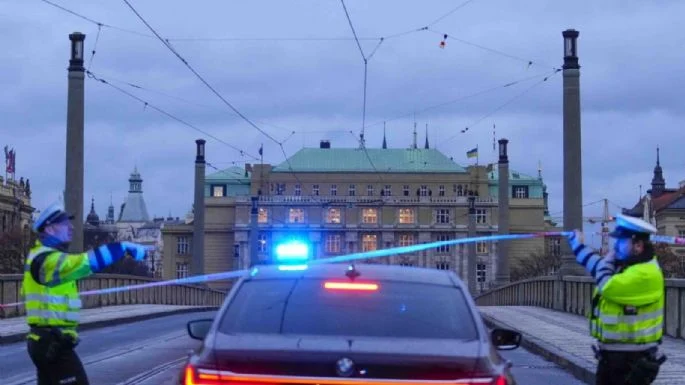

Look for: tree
[0,227,35,274]
[654,243,685,278]
[510,248,561,281]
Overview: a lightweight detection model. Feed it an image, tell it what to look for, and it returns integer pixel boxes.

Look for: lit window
[477,241,488,254]
[325,234,342,253]
[399,208,414,224]
[326,208,341,224]
[362,234,377,251]
[288,208,305,223]
[476,209,487,224]
[258,207,268,223]
[398,234,415,247]
[436,209,450,224]
[362,208,378,224]
[211,185,225,197]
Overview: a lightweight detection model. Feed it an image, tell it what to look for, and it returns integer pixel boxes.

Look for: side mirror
[491,328,522,350]
[187,319,213,340]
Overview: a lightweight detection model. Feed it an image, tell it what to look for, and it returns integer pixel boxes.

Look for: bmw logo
[335,357,355,377]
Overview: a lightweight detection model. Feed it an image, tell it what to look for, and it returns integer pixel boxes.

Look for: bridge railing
[0,274,228,318]
[475,276,685,340]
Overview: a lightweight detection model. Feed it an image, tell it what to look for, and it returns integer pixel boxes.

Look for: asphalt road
[0,311,588,385]
[1,311,215,385]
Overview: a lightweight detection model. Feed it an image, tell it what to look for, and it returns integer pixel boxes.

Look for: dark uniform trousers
[596,348,663,385]
[27,327,89,385]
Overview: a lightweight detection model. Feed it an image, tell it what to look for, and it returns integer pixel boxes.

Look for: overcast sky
[2,0,684,247]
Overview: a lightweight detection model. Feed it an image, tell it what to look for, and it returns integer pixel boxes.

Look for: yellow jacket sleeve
[600,260,664,307]
[30,250,94,287]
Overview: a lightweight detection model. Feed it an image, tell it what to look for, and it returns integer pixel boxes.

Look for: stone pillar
[560,29,587,276]
[64,32,85,253]
[192,139,206,276]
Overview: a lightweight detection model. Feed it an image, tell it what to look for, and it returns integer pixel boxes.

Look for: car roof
[246,263,460,287]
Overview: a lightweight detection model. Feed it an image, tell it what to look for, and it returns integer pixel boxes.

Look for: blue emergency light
[274,240,310,263]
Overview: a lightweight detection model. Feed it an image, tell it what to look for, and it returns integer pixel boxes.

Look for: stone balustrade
[475,276,685,339]
[0,274,228,318]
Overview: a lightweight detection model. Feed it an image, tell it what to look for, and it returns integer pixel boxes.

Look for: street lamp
[69,32,85,70]
[562,29,579,69]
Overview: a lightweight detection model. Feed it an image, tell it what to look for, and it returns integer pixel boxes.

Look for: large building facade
[0,176,33,234]
[163,142,559,290]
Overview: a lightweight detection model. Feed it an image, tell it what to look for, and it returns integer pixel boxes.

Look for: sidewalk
[0,304,216,345]
[479,306,685,385]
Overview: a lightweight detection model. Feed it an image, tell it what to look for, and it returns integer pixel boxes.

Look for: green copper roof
[488,168,539,182]
[272,148,467,173]
[206,166,251,182]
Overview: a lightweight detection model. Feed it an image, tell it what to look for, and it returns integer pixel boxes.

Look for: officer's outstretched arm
[31,242,147,287]
[568,232,616,285]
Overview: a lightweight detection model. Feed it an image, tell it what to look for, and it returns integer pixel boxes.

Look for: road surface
[0,311,588,385]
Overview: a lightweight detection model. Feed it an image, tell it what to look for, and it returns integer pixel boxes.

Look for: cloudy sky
[2,0,683,247]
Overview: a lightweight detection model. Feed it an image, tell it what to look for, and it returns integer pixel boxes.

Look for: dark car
[180,263,522,385]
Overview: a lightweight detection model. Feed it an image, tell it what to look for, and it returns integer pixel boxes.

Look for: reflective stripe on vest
[24,294,82,308]
[600,309,662,325]
[26,309,80,322]
[601,323,663,341]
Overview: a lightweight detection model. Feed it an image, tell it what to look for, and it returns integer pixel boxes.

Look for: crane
[583,198,614,255]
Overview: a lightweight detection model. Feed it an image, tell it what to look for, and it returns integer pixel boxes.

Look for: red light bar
[324,282,379,291]
[185,365,494,385]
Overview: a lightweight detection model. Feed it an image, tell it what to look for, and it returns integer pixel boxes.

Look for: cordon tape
[1,231,684,308]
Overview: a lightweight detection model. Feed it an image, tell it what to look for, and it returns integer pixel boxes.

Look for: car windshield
[217,278,478,340]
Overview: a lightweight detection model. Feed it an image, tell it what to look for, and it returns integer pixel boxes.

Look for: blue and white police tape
[0,231,572,308]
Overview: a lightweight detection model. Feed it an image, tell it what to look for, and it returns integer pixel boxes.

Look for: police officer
[568,214,666,385]
[22,202,149,385]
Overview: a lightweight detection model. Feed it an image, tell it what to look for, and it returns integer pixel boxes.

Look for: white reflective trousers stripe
[24,294,82,308]
[26,309,80,322]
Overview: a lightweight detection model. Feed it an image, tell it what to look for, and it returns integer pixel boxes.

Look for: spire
[86,196,100,226]
[382,122,387,149]
[538,160,542,180]
[412,122,417,149]
[424,123,429,149]
[106,192,115,224]
[651,146,666,198]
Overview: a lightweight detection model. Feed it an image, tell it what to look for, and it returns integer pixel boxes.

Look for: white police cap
[32,202,75,232]
[609,214,657,239]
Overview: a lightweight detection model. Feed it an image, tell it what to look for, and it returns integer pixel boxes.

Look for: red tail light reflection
[323,282,379,291]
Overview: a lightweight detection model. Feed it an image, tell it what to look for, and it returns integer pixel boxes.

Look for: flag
[466,147,478,159]
[258,144,263,157]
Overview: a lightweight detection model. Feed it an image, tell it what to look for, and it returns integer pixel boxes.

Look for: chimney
[320,140,331,149]
[192,139,206,277]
